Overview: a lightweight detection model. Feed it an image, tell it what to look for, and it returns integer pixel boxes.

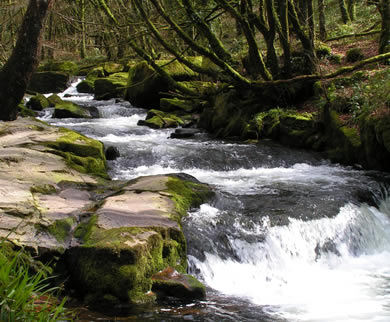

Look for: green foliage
[0,242,69,321]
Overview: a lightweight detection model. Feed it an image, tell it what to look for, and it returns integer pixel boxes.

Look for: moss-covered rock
[66,174,213,308]
[28,71,70,94]
[103,62,124,74]
[138,109,185,129]
[26,93,50,111]
[39,60,79,75]
[44,127,107,178]
[76,79,95,94]
[53,102,93,119]
[125,59,202,109]
[18,102,37,117]
[47,94,64,107]
[0,119,214,310]
[94,72,128,100]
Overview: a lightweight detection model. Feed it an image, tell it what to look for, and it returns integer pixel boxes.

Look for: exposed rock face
[0,118,212,308]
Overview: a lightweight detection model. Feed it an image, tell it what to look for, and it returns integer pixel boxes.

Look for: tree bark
[378,0,390,54]
[318,0,327,41]
[0,0,55,121]
[339,0,351,24]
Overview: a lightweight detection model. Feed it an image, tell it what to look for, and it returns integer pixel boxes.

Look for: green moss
[46,217,74,242]
[71,224,187,306]
[27,94,50,111]
[76,79,95,94]
[340,126,361,148]
[165,176,213,220]
[103,62,124,74]
[94,72,128,99]
[53,102,91,119]
[160,98,195,113]
[86,66,105,80]
[74,215,98,242]
[47,94,64,107]
[30,184,57,195]
[53,127,105,159]
[18,103,36,117]
[44,127,107,178]
[40,60,79,75]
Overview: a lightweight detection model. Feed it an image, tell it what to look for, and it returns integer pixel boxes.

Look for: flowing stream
[40,81,390,321]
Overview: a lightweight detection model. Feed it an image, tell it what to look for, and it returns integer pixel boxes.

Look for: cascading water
[40,81,390,321]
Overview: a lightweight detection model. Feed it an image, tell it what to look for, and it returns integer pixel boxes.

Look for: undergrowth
[0,241,70,321]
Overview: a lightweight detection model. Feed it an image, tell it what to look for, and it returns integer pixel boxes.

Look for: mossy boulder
[103,62,124,74]
[28,71,70,94]
[26,93,50,111]
[253,109,318,148]
[138,109,185,129]
[76,79,95,94]
[39,60,79,75]
[160,98,195,113]
[125,59,201,109]
[66,174,213,308]
[94,72,128,100]
[47,94,64,107]
[44,127,107,178]
[18,102,37,117]
[53,102,93,119]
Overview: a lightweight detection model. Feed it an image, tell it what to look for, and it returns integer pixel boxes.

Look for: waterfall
[188,196,390,321]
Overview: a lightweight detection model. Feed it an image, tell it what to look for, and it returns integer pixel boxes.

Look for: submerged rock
[105,146,120,160]
[152,267,206,301]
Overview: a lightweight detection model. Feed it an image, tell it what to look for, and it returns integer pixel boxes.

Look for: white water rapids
[41,81,390,321]
[189,199,390,322]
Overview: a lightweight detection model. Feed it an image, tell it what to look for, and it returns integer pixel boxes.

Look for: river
[40,80,390,321]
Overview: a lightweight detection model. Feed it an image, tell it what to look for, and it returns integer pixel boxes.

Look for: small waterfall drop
[188,195,390,321]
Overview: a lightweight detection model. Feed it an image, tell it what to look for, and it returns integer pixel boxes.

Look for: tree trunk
[347,0,355,21]
[378,0,390,53]
[339,0,351,24]
[0,0,54,121]
[318,0,327,41]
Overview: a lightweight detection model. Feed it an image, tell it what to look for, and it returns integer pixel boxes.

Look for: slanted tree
[0,0,55,121]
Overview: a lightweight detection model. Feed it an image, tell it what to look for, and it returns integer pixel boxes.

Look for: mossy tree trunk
[318,0,327,41]
[339,0,351,23]
[347,0,356,21]
[0,0,55,121]
[378,0,390,53]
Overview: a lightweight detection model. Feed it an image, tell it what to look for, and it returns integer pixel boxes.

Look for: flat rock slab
[97,191,179,229]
